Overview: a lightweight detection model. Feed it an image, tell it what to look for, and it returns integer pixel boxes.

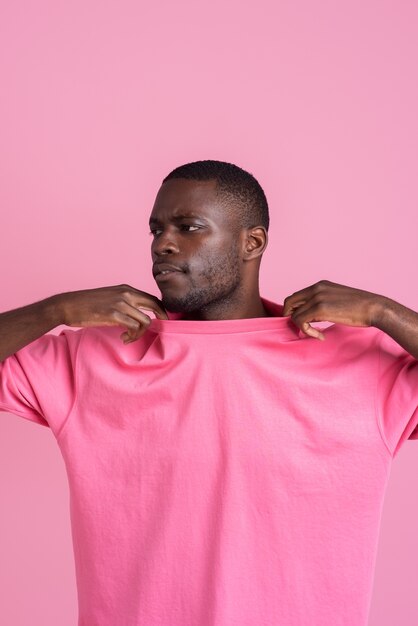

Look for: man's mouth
[155,269,185,281]
[153,261,187,283]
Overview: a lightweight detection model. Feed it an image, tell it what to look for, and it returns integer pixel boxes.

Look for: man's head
[149,159,270,316]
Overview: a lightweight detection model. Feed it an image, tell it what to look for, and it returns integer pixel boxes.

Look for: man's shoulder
[320,322,383,353]
[37,325,122,358]
[74,325,122,348]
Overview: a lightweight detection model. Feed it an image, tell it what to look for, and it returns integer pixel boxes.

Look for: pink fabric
[1,296,418,626]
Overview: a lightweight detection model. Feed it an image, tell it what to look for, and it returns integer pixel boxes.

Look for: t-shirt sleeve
[376,331,418,458]
[0,327,85,438]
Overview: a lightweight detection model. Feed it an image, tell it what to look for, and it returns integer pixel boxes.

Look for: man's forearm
[373,296,418,360]
[0,295,65,362]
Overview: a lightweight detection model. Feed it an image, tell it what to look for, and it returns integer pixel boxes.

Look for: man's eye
[149,225,200,236]
[181,225,200,232]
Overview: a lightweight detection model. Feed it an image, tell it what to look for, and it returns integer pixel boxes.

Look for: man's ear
[243,227,268,260]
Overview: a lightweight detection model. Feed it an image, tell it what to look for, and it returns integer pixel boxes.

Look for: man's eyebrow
[149,214,207,226]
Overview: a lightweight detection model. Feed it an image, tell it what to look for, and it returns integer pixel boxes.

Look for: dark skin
[2,177,415,362]
[149,178,418,360]
[149,178,271,321]
[282,280,418,360]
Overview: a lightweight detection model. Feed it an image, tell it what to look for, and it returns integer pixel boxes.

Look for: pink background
[1,1,417,624]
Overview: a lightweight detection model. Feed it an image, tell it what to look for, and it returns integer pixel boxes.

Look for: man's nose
[152,229,180,254]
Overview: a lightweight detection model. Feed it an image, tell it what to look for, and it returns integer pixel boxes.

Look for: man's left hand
[282,279,386,341]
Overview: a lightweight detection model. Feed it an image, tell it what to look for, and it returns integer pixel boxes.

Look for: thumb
[302,322,325,341]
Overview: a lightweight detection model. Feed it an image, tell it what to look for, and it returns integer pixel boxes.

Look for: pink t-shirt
[1,296,418,626]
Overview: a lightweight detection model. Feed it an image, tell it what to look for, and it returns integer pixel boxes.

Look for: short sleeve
[376,331,418,458]
[0,327,85,438]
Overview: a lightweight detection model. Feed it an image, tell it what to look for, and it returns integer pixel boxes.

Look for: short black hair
[162,159,269,234]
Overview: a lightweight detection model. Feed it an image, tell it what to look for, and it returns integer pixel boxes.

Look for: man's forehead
[149,178,223,223]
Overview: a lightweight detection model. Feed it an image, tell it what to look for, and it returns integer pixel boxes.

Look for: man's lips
[155,270,185,282]
[153,262,186,281]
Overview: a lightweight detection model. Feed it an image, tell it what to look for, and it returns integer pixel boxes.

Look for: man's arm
[0,285,169,363]
[372,296,418,361]
[0,296,64,362]
[282,279,418,360]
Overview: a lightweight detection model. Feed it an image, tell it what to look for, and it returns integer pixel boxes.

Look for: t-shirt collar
[149,296,306,340]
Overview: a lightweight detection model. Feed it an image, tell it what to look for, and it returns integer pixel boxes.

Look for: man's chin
[160,294,187,313]
[160,292,202,314]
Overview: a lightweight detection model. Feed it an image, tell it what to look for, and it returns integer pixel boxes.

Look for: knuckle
[313,303,326,317]
[150,295,162,307]
[118,285,132,296]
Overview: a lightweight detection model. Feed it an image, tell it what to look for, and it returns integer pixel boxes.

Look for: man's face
[149,178,244,314]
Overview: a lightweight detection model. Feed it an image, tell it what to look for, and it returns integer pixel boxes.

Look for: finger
[110,308,152,342]
[290,304,327,340]
[118,300,172,342]
[282,299,308,316]
[283,281,331,316]
[283,292,313,316]
[137,303,169,321]
[300,321,325,341]
[124,292,169,320]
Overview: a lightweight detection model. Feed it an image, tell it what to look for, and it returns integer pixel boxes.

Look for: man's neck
[180,296,275,321]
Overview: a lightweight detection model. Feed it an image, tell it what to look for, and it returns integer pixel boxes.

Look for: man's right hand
[57,284,169,344]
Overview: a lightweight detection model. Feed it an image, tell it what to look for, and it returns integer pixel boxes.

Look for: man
[1,159,417,626]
